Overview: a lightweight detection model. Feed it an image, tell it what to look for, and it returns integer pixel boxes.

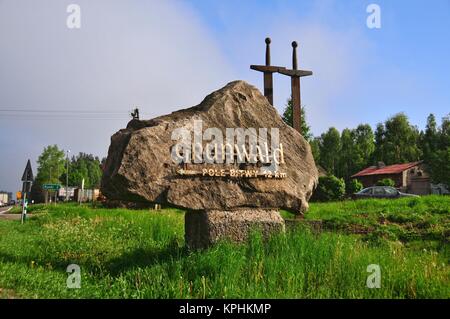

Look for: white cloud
[0,0,234,193]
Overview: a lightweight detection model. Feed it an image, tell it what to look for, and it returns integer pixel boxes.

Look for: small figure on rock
[131,107,140,120]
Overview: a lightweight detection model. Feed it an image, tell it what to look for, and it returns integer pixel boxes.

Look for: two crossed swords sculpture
[251,38,312,135]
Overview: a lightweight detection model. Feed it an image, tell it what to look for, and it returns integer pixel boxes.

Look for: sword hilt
[292,41,298,70]
[265,37,271,66]
[277,40,312,77]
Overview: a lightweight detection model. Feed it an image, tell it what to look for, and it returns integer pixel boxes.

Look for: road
[0,206,21,220]
[0,206,12,214]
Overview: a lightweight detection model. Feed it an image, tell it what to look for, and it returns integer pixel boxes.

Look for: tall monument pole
[278,41,313,134]
[250,38,285,105]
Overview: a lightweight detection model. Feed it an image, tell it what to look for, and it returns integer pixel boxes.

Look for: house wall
[406,164,431,195]
[355,163,432,195]
[408,177,431,195]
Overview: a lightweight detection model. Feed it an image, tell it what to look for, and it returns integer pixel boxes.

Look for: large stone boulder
[101,80,318,214]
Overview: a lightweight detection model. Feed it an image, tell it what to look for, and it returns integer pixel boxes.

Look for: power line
[0,109,129,114]
[0,108,153,120]
[0,117,130,120]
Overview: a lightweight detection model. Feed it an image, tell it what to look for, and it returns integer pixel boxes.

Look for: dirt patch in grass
[0,287,18,299]
[287,219,375,235]
[0,214,34,221]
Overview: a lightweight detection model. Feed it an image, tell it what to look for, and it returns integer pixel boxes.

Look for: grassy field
[0,196,448,299]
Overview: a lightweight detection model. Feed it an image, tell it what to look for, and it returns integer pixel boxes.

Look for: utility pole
[66,150,70,201]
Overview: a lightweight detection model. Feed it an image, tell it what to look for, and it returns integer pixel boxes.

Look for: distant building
[0,192,8,205]
[0,191,12,204]
[74,188,100,202]
[57,187,76,200]
[351,161,432,195]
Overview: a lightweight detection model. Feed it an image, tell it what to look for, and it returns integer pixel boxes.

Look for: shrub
[312,175,346,202]
[376,178,396,187]
[346,179,363,195]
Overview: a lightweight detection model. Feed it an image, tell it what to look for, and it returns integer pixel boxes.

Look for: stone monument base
[185,209,285,249]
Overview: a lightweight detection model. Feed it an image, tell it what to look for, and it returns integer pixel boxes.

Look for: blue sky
[0,0,449,194]
[188,0,450,132]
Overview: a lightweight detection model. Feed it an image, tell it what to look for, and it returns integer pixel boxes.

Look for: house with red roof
[351,161,431,195]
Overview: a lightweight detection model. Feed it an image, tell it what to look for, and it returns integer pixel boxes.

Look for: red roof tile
[351,161,422,177]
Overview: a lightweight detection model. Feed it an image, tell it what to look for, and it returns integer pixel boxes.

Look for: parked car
[353,186,419,199]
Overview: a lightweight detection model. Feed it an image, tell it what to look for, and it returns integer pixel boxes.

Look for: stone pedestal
[185,209,285,249]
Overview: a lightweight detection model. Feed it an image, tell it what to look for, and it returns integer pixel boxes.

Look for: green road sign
[42,184,61,190]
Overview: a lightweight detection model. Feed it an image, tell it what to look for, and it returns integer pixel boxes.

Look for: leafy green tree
[346,179,363,195]
[420,114,439,163]
[428,114,450,186]
[318,127,341,175]
[382,113,421,164]
[439,114,450,146]
[373,123,385,163]
[60,153,103,188]
[35,145,66,185]
[428,149,450,187]
[338,128,356,180]
[312,175,346,202]
[353,124,375,170]
[282,98,312,141]
[337,125,374,180]
[309,137,321,164]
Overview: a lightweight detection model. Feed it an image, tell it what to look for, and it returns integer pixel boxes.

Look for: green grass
[303,196,450,252]
[0,199,449,299]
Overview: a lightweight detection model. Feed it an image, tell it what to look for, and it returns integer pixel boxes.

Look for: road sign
[43,184,61,191]
[21,159,34,182]
[20,160,34,224]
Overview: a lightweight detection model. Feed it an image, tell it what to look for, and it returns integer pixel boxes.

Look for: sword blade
[263,72,274,106]
[291,76,301,134]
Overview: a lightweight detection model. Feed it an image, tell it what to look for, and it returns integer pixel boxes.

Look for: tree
[60,152,103,188]
[338,128,356,180]
[311,175,346,202]
[282,98,312,141]
[346,179,363,195]
[35,145,66,185]
[439,114,450,147]
[336,125,375,180]
[373,123,385,163]
[381,113,421,164]
[310,137,321,163]
[428,148,450,187]
[420,114,439,163]
[428,114,450,186]
[353,124,375,171]
[318,127,341,175]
